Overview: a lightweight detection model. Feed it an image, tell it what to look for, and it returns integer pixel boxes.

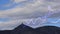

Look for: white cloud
[14,0,26,3]
[0,0,48,18]
[0,0,60,30]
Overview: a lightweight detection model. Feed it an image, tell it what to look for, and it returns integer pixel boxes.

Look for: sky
[0,0,60,30]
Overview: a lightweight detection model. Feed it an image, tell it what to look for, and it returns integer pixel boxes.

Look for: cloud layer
[0,0,60,30]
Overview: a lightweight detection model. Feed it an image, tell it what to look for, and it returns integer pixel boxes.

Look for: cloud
[0,0,60,30]
[0,0,48,18]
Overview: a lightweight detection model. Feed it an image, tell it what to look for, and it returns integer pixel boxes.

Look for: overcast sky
[0,0,60,30]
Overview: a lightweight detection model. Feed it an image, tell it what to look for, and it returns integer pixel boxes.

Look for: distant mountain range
[0,24,60,34]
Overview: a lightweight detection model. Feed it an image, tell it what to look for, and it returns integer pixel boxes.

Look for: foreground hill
[0,24,60,34]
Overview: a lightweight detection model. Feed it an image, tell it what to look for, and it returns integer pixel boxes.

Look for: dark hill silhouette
[0,30,12,34]
[0,24,60,34]
[35,26,60,34]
